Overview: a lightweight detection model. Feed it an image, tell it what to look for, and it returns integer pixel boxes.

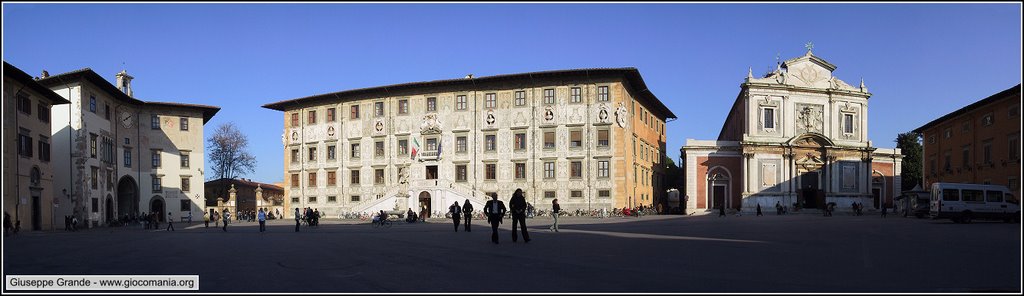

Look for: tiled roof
[3,61,71,105]
[913,84,1021,133]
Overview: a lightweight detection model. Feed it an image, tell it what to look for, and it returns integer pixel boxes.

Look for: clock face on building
[120,111,134,128]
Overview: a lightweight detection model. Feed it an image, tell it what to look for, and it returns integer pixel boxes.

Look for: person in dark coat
[881,205,887,218]
[294,208,301,232]
[756,204,763,216]
[509,188,531,243]
[484,194,507,244]
[462,199,473,232]
[719,204,726,217]
[449,201,462,232]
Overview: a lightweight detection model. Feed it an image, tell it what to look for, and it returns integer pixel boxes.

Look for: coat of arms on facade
[421,113,443,134]
[375,120,384,132]
[615,102,628,128]
[796,104,823,134]
[544,106,555,122]
[485,109,496,126]
[327,126,335,137]
[598,104,610,123]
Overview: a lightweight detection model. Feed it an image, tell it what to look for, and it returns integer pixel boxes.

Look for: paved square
[3,214,1020,293]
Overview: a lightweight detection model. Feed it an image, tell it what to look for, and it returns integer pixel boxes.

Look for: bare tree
[207,122,257,180]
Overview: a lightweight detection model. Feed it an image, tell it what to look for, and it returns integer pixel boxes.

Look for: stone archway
[707,167,730,210]
[117,176,139,218]
[791,133,830,210]
[418,191,431,219]
[872,172,885,209]
[150,197,165,222]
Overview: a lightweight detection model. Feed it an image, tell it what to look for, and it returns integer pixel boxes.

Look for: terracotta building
[913,84,1021,199]
[205,178,285,218]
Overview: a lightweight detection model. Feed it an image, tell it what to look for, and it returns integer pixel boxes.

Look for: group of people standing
[447,199,474,232]
[294,207,321,232]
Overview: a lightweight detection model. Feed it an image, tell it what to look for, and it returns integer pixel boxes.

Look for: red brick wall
[872,162,896,207]
[695,156,742,209]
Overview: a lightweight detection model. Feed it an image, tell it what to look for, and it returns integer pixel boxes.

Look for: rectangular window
[105,103,110,120]
[399,100,409,114]
[599,190,610,198]
[962,146,970,168]
[570,87,581,103]
[152,150,161,168]
[598,86,609,101]
[570,130,582,148]
[427,97,437,112]
[308,147,317,161]
[944,152,951,172]
[291,149,299,163]
[327,145,336,160]
[571,191,583,198]
[456,95,467,110]
[545,191,556,199]
[308,196,317,203]
[426,138,437,151]
[351,170,360,185]
[308,110,317,124]
[91,167,98,189]
[375,102,385,117]
[514,91,526,106]
[544,131,555,149]
[180,153,190,168]
[92,198,99,213]
[961,189,983,202]
[351,196,361,202]
[291,174,299,187]
[375,169,385,184]
[124,149,132,168]
[398,139,409,155]
[328,171,337,186]
[456,136,467,153]
[544,89,555,104]
[843,114,854,133]
[598,160,609,178]
[350,105,360,119]
[982,113,994,126]
[38,139,50,162]
[983,140,992,164]
[89,96,96,113]
[37,103,49,123]
[962,121,971,133]
[152,175,162,192]
[90,134,98,158]
[598,129,609,147]
[327,108,336,122]
[571,161,582,178]
[351,143,360,159]
[180,199,191,212]
[764,108,775,129]
[456,165,467,182]
[544,162,555,179]
[291,113,299,127]
[514,133,526,150]
[485,93,496,109]
[17,94,32,115]
[515,163,526,179]
[485,135,496,151]
[486,164,496,180]
[1010,135,1020,160]
[375,141,385,157]
[308,172,317,187]
[181,177,191,192]
[180,117,189,131]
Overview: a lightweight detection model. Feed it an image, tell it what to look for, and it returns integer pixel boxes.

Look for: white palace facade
[263,68,675,218]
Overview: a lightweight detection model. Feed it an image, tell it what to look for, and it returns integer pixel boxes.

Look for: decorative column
[255,184,264,209]
[228,184,237,213]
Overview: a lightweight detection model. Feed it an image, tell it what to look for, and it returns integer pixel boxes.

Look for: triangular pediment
[745,51,862,92]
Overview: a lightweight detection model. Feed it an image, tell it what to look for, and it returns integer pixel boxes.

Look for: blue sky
[4,3,1021,184]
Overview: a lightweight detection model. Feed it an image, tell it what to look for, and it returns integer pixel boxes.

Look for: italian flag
[411,137,420,160]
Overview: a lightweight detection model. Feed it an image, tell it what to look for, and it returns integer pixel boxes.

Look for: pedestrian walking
[756,204,763,216]
[462,199,473,232]
[166,212,175,231]
[775,201,783,215]
[204,212,210,228]
[222,210,231,232]
[4,212,11,237]
[449,202,461,232]
[881,206,887,218]
[549,199,561,232]
[188,211,193,224]
[258,208,267,233]
[484,193,507,244]
[719,204,726,217]
[509,188,531,243]
[294,208,301,232]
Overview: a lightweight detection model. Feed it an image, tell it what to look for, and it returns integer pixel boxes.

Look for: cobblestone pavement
[2,214,1020,293]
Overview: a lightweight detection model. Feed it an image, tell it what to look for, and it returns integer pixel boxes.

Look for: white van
[929,183,1020,223]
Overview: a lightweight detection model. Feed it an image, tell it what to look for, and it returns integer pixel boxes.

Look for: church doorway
[872,173,885,209]
[707,169,730,210]
[799,171,821,209]
[418,191,431,219]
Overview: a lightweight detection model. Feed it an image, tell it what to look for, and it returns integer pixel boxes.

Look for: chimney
[115,70,134,97]
[41,70,49,79]
[465,74,473,79]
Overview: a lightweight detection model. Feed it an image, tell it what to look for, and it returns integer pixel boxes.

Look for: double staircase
[348,179,490,214]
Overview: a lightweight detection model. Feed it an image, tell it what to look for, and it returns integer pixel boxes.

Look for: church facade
[682,50,902,214]
[263,68,674,218]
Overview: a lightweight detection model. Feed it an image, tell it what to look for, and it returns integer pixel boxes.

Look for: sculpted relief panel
[794,103,823,135]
